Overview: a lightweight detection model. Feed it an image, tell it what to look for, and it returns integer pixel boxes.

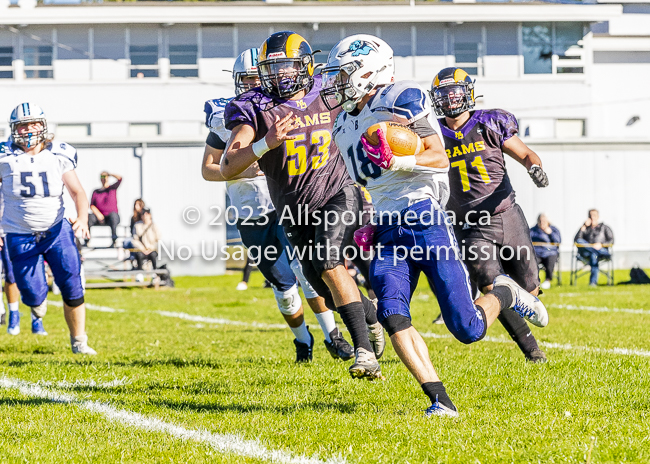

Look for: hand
[543,226,552,235]
[528,165,549,188]
[354,224,377,252]
[265,113,298,150]
[71,217,90,240]
[593,243,603,250]
[95,211,105,222]
[361,129,393,170]
[584,218,592,228]
[242,162,263,179]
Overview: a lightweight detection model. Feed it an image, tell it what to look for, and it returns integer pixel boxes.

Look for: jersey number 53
[285,129,332,176]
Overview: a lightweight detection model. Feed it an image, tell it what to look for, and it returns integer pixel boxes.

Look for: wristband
[390,155,417,172]
[252,137,270,159]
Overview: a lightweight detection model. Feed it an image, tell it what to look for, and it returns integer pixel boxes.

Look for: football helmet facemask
[232,48,260,96]
[430,67,476,118]
[257,31,314,98]
[10,102,49,149]
[320,35,394,113]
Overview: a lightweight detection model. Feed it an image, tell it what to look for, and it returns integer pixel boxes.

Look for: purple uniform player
[222,31,385,380]
[430,67,550,363]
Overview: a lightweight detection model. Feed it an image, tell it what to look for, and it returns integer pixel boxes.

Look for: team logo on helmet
[338,40,376,58]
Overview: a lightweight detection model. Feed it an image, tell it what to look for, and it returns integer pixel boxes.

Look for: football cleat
[349,347,384,380]
[7,311,20,335]
[71,335,97,355]
[293,330,314,363]
[432,313,445,325]
[0,311,5,325]
[367,321,386,360]
[425,401,459,418]
[324,328,354,361]
[236,281,248,291]
[526,348,548,364]
[31,317,48,336]
[493,275,549,328]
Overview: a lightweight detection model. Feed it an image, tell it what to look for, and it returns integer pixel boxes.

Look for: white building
[0,0,648,275]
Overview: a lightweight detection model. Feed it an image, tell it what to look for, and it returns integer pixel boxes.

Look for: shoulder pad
[51,140,78,168]
[205,98,234,142]
[477,109,519,143]
[370,81,430,124]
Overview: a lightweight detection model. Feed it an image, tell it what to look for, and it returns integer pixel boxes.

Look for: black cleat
[526,348,547,364]
[293,330,314,363]
[0,312,5,325]
[432,313,444,325]
[324,328,354,361]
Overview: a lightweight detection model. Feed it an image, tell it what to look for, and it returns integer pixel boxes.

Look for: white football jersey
[332,81,450,216]
[0,139,76,234]
[205,98,274,219]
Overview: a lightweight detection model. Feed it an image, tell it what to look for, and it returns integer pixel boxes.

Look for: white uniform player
[201,49,354,362]
[320,35,548,417]
[0,102,96,354]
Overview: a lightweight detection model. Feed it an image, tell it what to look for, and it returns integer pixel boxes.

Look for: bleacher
[81,225,172,289]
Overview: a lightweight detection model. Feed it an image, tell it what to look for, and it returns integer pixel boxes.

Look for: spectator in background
[132,208,161,270]
[530,214,561,290]
[88,171,122,247]
[574,209,614,286]
[130,198,145,236]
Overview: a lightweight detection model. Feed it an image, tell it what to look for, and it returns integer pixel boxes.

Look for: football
[364,121,424,157]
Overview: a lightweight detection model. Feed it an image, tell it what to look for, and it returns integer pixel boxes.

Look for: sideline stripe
[36,378,130,389]
[420,332,650,358]
[0,377,345,464]
[549,304,650,315]
[49,301,126,313]
[156,310,288,329]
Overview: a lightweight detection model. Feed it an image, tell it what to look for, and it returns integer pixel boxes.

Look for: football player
[221,32,385,380]
[321,35,548,416]
[202,48,353,363]
[430,68,549,363]
[0,103,96,354]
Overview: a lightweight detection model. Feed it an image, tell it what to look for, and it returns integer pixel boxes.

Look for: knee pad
[290,259,319,300]
[381,314,412,337]
[274,284,302,316]
[64,296,85,308]
[31,300,47,318]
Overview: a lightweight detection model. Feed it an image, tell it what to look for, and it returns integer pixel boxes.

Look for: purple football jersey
[224,75,351,218]
[438,109,518,219]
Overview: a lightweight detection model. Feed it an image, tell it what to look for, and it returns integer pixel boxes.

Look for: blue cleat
[31,317,48,336]
[425,401,459,418]
[7,311,20,335]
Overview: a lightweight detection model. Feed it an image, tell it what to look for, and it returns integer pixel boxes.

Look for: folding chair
[532,242,561,286]
[570,243,614,286]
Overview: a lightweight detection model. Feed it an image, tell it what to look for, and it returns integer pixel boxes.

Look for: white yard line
[48,301,126,313]
[420,332,650,357]
[0,377,345,464]
[36,378,130,389]
[549,304,650,315]
[156,310,288,329]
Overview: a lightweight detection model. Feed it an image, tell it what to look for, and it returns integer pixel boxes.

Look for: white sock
[314,310,337,342]
[290,323,311,345]
[9,302,19,312]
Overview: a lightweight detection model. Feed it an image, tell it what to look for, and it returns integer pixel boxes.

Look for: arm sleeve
[574,228,585,243]
[90,191,97,207]
[604,225,614,245]
[224,95,259,132]
[206,132,226,150]
[108,178,122,190]
[551,227,562,245]
[407,117,437,139]
[483,109,519,147]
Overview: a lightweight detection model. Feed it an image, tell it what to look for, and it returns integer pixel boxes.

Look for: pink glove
[354,223,377,253]
[361,129,393,170]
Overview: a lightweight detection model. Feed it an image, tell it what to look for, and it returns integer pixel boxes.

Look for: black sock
[421,381,456,411]
[488,285,513,311]
[498,308,540,356]
[337,302,373,352]
[360,292,378,325]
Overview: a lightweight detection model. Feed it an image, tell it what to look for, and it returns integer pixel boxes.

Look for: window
[522,22,585,75]
[130,45,158,78]
[451,24,483,76]
[24,45,53,79]
[169,45,198,77]
[0,47,13,79]
[55,124,91,138]
[310,24,342,64]
[556,119,585,138]
[454,43,480,76]
[129,123,160,137]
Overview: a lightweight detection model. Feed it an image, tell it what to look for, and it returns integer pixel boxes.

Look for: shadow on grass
[150,398,359,415]
[0,398,56,407]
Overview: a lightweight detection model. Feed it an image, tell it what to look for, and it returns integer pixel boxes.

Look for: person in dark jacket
[574,209,614,286]
[530,214,561,289]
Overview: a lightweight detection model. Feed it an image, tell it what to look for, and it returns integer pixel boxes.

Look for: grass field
[1,270,649,463]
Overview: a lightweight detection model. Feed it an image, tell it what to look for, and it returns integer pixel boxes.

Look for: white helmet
[232,48,259,96]
[10,102,49,149]
[320,35,394,113]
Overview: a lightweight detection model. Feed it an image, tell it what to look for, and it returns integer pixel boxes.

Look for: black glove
[528,165,549,188]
